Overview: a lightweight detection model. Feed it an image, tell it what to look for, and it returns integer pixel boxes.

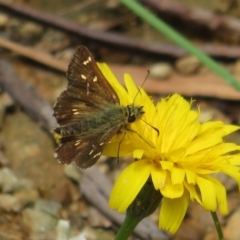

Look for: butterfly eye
[128,115,136,123]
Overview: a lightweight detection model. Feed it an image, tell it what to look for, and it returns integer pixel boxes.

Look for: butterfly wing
[55,126,120,169]
[53,46,122,168]
[53,46,119,126]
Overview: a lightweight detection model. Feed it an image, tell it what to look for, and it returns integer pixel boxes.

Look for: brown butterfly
[53,46,144,168]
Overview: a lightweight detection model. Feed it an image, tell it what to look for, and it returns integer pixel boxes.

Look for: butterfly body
[55,105,129,138]
[53,46,144,168]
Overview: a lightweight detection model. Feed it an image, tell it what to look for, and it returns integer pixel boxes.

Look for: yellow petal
[229,154,240,165]
[184,182,202,204]
[185,169,196,184]
[196,176,217,211]
[222,165,240,192]
[205,176,228,214]
[160,174,184,198]
[151,167,167,190]
[133,149,144,159]
[187,136,223,154]
[124,74,139,100]
[213,143,240,156]
[171,167,185,185]
[160,161,173,170]
[159,192,189,233]
[109,160,152,212]
[98,63,130,106]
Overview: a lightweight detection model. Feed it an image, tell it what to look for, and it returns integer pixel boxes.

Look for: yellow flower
[106,91,240,233]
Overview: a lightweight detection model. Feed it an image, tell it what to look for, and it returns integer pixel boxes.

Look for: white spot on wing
[81,74,87,80]
[75,140,81,146]
[93,152,101,158]
[89,149,94,155]
[87,82,90,95]
[93,76,97,82]
[83,56,92,65]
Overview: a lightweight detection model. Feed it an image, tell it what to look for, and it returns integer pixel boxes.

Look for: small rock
[0,231,24,240]
[196,102,230,124]
[35,30,70,52]
[224,208,240,239]
[80,227,115,240]
[0,92,14,108]
[55,48,76,62]
[0,194,24,212]
[79,227,97,240]
[0,167,18,192]
[14,178,35,191]
[106,0,120,9]
[14,188,39,206]
[0,13,9,28]
[56,219,70,240]
[0,188,39,212]
[22,208,58,233]
[203,228,219,240]
[175,56,201,75]
[233,59,240,76]
[149,62,172,80]
[212,172,237,192]
[215,0,232,13]
[6,18,22,39]
[34,199,62,217]
[0,168,35,193]
[51,179,74,206]
[69,233,87,240]
[64,165,82,182]
[227,192,240,213]
[188,203,222,230]
[174,219,203,240]
[0,149,8,165]
[18,22,44,41]
[0,93,14,128]
[88,207,112,228]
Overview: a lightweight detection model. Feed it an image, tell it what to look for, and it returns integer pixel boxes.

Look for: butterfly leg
[116,131,127,164]
[125,127,155,149]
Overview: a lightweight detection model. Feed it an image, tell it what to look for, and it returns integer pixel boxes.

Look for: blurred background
[0,0,240,239]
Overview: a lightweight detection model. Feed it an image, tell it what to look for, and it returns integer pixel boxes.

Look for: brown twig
[2,1,240,58]
[0,58,57,131]
[0,37,68,72]
[1,36,240,101]
[0,1,184,57]
[141,0,240,33]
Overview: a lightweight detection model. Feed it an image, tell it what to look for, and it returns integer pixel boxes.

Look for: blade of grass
[120,0,240,91]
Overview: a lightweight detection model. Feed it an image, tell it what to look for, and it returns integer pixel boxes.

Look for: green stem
[115,213,141,240]
[115,179,162,240]
[211,211,224,240]
[120,0,240,90]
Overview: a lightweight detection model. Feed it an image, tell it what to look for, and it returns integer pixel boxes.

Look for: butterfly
[53,46,144,169]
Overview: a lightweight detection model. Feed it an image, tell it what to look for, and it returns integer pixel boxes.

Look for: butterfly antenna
[132,70,150,104]
[131,70,159,136]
